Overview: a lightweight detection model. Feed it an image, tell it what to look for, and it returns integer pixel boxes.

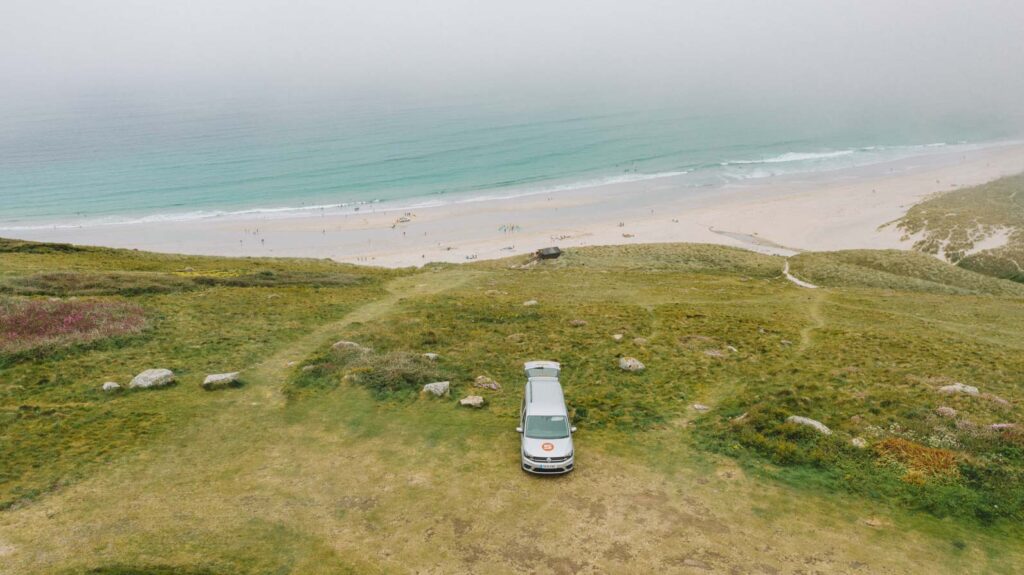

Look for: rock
[786,415,832,435]
[474,376,501,391]
[780,340,793,346]
[612,334,624,342]
[862,518,887,528]
[332,340,367,352]
[691,403,710,412]
[459,395,485,408]
[102,381,121,392]
[935,406,957,418]
[703,349,726,358]
[990,423,1017,431]
[129,369,175,389]
[726,345,738,353]
[423,352,440,361]
[618,356,645,372]
[632,337,648,345]
[851,437,868,449]
[286,361,299,367]
[422,381,450,397]
[522,300,538,307]
[937,382,979,396]
[731,412,748,423]
[569,319,588,327]
[202,372,240,390]
[301,364,318,372]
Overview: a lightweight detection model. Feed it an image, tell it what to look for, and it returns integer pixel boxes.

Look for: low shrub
[346,351,443,398]
[2,272,195,296]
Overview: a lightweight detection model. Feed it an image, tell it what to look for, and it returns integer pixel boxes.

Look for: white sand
[5,142,1024,267]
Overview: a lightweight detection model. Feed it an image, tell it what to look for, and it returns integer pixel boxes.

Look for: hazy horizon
[2,0,1023,125]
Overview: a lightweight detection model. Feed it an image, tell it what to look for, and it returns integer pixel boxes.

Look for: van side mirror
[570,426,577,433]
[516,427,523,433]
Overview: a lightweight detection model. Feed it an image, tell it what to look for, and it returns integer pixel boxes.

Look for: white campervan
[518,361,576,474]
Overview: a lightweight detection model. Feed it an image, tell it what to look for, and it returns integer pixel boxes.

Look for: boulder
[522,300,538,307]
[691,403,710,412]
[202,372,240,390]
[937,382,979,396]
[990,423,1017,431]
[422,381,450,397]
[332,340,367,352]
[422,352,440,361]
[301,364,318,372]
[102,381,121,392]
[612,334,624,342]
[632,337,648,345]
[129,369,175,389]
[618,357,645,372]
[851,437,868,449]
[459,395,486,408]
[935,406,957,418]
[786,415,832,435]
[474,376,501,391]
[569,319,588,327]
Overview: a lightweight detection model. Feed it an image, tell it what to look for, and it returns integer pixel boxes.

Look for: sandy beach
[5,142,1024,267]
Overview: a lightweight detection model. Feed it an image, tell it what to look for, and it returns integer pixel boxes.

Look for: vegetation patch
[0,297,146,358]
[288,347,445,400]
[192,269,365,288]
[2,271,196,296]
[875,437,960,481]
[788,250,1024,295]
[892,173,1024,282]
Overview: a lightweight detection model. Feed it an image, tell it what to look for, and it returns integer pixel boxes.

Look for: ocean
[0,95,1015,229]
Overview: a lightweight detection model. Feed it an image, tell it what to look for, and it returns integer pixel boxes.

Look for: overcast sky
[2,0,1023,122]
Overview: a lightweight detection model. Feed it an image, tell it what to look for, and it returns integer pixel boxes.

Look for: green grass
[892,173,1024,282]
[788,249,1024,295]
[2,239,1024,573]
[0,243,398,510]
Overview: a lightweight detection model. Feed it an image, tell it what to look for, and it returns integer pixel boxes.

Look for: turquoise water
[0,95,1015,228]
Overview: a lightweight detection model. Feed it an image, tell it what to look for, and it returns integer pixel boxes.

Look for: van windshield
[525,415,570,439]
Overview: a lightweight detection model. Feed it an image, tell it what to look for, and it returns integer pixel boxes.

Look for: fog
[2,0,1024,124]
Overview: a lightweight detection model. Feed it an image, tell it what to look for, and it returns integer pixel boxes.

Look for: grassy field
[893,173,1024,282]
[1,240,1023,574]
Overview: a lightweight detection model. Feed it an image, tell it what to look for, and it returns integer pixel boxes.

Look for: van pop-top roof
[525,378,567,416]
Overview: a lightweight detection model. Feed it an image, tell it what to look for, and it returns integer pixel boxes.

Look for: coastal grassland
[2,241,1023,574]
[0,239,399,510]
[788,249,1024,295]
[893,173,1024,281]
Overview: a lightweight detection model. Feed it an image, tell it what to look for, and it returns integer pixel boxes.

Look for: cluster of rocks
[102,368,243,392]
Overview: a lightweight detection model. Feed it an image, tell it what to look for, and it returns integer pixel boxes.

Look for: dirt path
[248,269,485,406]
[798,289,828,353]
[783,259,819,289]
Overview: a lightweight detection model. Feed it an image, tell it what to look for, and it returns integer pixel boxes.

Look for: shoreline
[5,141,1024,267]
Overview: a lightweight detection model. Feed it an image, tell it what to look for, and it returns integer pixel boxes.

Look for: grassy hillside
[893,173,1024,282]
[1,239,1023,574]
